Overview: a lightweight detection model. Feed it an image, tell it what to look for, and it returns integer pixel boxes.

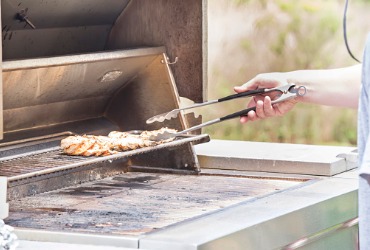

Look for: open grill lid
[0,0,207,141]
[1,47,186,139]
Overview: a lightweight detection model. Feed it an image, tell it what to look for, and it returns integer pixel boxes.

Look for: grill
[0,0,210,237]
[0,1,360,249]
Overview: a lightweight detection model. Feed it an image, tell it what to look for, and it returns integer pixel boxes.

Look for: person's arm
[233,64,362,123]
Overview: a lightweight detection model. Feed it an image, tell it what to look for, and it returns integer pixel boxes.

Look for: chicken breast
[61,128,176,156]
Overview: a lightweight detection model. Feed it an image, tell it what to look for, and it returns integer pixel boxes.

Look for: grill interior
[5,171,307,236]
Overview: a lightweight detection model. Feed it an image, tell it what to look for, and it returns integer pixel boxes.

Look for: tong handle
[219,106,257,122]
[179,106,257,135]
[179,91,265,133]
[219,84,305,122]
[170,88,265,114]
[217,88,265,102]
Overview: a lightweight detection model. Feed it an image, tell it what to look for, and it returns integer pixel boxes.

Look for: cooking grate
[1,134,210,182]
[0,148,86,179]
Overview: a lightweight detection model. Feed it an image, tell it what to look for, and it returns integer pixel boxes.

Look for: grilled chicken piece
[110,136,155,151]
[61,128,177,156]
[61,135,115,156]
[139,127,177,141]
[107,131,132,139]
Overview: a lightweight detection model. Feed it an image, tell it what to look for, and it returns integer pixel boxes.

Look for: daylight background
[205,0,370,146]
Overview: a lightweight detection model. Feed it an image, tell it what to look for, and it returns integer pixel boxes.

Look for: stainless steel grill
[0,1,360,249]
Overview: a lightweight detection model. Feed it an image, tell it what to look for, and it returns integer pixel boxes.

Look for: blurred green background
[205,0,370,146]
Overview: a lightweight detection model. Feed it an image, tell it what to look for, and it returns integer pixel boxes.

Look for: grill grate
[1,134,210,181]
[0,149,88,178]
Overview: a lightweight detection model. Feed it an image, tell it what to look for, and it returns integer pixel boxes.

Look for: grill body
[0,1,360,249]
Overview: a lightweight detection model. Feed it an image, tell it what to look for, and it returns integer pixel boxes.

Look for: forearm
[287,64,362,108]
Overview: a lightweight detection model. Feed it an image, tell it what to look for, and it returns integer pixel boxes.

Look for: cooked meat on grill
[61,128,177,156]
[61,135,116,157]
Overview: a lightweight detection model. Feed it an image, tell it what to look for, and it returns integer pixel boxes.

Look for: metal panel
[139,176,358,250]
[2,47,165,133]
[298,225,358,250]
[7,158,129,201]
[3,97,109,132]
[14,229,139,249]
[283,218,358,250]
[2,26,111,60]
[0,177,8,219]
[1,0,130,28]
[195,140,357,176]
[18,240,139,250]
[104,52,185,133]
[107,0,207,103]
[1,117,119,144]
[1,0,207,106]
[1,0,130,59]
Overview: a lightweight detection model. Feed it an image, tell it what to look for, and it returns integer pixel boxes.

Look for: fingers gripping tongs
[147,84,306,141]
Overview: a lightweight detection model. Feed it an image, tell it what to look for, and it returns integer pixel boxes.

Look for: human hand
[234,73,299,123]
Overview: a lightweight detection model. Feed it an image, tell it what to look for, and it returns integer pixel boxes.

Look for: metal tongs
[147,84,306,141]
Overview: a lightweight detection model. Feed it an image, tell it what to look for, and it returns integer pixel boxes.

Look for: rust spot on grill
[60,186,116,196]
[96,182,151,189]
[36,207,78,213]
[112,175,160,183]
[60,176,161,196]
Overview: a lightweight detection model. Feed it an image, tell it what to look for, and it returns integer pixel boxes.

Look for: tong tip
[146,116,167,124]
[146,110,180,124]
[149,131,176,141]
